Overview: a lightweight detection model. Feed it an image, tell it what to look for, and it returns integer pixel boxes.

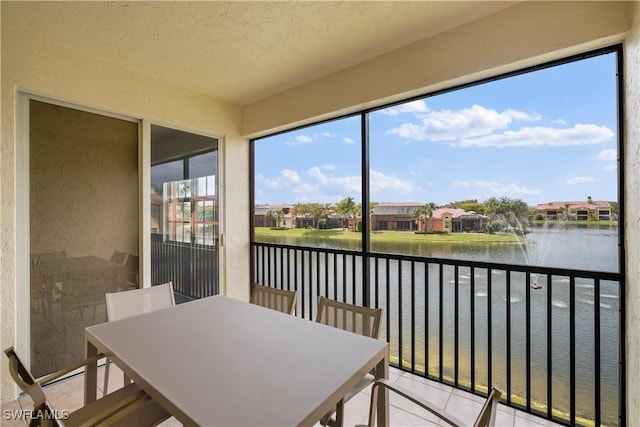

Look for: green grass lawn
[254,227,523,243]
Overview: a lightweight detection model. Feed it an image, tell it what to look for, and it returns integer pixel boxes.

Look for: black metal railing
[151,234,218,300]
[252,241,624,427]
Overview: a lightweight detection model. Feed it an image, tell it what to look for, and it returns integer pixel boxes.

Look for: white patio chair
[363,379,503,427]
[5,346,170,427]
[315,296,383,426]
[250,283,298,314]
[103,282,175,395]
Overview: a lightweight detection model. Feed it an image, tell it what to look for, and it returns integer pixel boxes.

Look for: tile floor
[1,363,563,427]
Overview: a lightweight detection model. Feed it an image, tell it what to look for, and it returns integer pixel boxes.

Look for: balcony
[253,241,624,427]
[0,363,562,427]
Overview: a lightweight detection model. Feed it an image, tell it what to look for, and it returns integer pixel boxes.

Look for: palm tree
[410,208,422,230]
[266,209,283,228]
[335,196,357,228]
[411,203,437,231]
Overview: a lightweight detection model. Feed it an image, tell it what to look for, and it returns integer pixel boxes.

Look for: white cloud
[292,182,319,195]
[566,176,596,185]
[553,118,568,125]
[457,124,614,148]
[597,149,617,172]
[307,167,329,184]
[280,169,300,184]
[452,180,541,196]
[286,132,345,145]
[370,170,415,193]
[452,180,472,188]
[296,135,313,143]
[597,149,617,161]
[503,109,541,121]
[306,167,361,193]
[343,137,356,144]
[259,167,416,202]
[379,100,429,116]
[388,104,541,141]
[256,174,281,190]
[331,176,362,193]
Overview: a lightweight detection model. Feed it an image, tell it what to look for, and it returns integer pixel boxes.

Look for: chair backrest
[110,250,129,265]
[315,296,383,339]
[105,281,175,322]
[4,347,56,425]
[367,379,503,427]
[473,386,504,427]
[123,254,139,272]
[250,283,297,315]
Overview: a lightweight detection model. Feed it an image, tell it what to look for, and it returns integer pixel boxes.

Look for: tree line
[264,196,537,234]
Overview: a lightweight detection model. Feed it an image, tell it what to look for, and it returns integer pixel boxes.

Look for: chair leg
[103,358,110,396]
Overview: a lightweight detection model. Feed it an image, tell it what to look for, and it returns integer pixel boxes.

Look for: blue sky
[254,52,618,207]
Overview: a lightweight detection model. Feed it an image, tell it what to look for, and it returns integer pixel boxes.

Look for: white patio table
[84,294,388,427]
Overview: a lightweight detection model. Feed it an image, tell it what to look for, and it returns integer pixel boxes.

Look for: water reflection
[255,224,621,424]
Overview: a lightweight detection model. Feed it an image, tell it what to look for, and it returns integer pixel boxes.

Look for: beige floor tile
[494,407,516,427]
[451,386,489,404]
[443,393,485,425]
[0,398,28,427]
[3,362,565,427]
[99,361,126,395]
[388,407,440,427]
[42,373,86,412]
[342,390,374,426]
[514,411,563,427]
[392,374,452,409]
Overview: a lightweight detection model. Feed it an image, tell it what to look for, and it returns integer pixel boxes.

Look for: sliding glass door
[150,125,220,302]
[29,100,139,377]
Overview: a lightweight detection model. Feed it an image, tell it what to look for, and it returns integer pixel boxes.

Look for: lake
[256,223,621,425]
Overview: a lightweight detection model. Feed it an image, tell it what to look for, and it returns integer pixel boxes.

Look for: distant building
[432,208,487,233]
[371,202,487,233]
[151,192,163,234]
[419,208,487,233]
[254,205,295,228]
[371,202,423,231]
[532,200,613,221]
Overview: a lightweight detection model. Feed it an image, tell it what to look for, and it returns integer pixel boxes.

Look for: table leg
[84,337,98,404]
[334,399,344,427]
[375,354,389,427]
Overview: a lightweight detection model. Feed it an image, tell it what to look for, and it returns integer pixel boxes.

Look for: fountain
[509,218,568,290]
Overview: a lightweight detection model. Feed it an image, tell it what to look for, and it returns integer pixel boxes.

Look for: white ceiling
[5,1,520,106]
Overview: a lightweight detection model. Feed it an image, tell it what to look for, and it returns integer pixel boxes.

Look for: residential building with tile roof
[371,202,487,233]
[532,200,613,221]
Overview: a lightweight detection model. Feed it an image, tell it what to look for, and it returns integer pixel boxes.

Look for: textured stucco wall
[0,13,248,401]
[242,1,631,138]
[624,2,640,424]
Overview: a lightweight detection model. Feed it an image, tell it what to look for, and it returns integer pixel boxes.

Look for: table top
[86,295,388,426]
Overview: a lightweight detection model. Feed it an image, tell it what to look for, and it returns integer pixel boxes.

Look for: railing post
[361,111,371,308]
